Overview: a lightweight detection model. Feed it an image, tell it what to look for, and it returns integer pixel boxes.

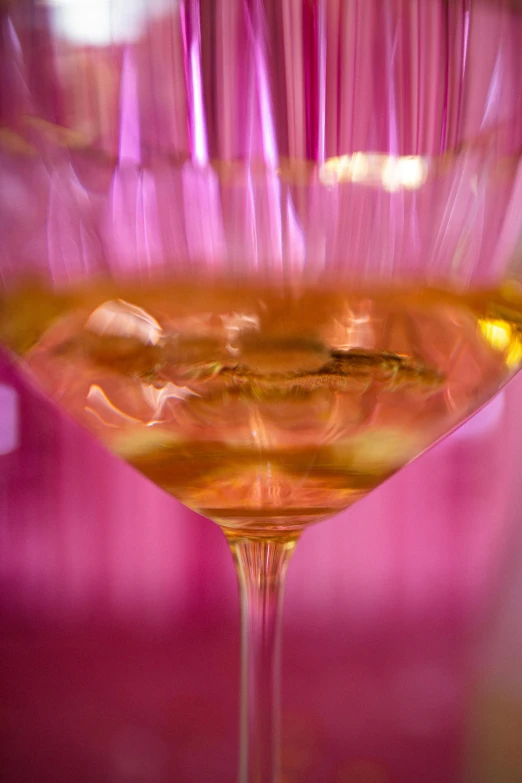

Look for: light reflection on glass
[41,0,175,47]
[86,300,163,345]
[86,383,143,426]
[478,318,522,368]
[319,153,429,191]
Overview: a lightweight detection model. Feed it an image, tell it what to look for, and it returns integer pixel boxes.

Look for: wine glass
[1,0,522,780]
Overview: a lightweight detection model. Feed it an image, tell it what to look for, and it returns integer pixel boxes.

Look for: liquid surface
[2,278,522,536]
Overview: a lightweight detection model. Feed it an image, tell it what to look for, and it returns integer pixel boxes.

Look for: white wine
[2,278,522,537]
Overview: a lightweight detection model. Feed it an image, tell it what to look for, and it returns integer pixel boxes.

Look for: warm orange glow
[478,318,522,368]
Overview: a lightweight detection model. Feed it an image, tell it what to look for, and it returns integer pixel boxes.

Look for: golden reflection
[478,318,522,368]
[479,318,512,351]
[507,339,522,368]
[319,153,428,190]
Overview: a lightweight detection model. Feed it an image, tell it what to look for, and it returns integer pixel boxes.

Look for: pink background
[1,353,522,782]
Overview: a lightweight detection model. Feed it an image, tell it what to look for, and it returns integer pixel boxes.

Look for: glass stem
[226,533,298,783]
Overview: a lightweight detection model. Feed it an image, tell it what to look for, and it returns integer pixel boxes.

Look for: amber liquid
[2,278,522,536]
